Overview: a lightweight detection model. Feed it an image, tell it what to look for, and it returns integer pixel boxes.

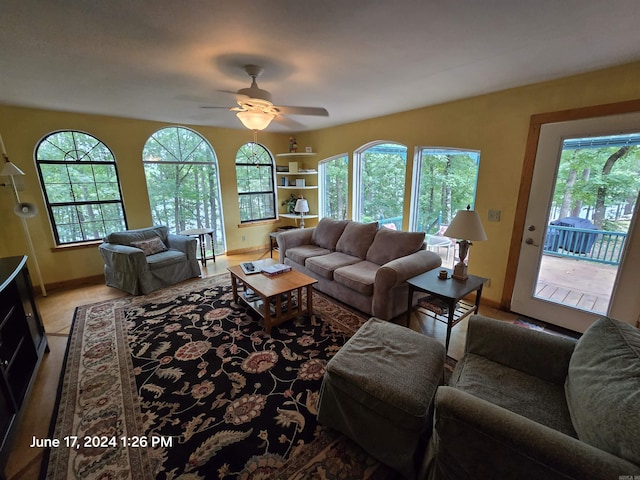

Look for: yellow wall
[296,61,640,304]
[0,108,291,285]
[1,61,639,304]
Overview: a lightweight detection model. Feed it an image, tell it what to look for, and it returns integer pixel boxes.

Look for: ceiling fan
[202,65,329,130]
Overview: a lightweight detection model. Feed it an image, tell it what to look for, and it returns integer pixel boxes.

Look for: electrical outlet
[485,278,491,287]
[241,235,246,242]
[488,209,501,222]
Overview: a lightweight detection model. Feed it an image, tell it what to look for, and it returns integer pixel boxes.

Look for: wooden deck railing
[543,225,627,265]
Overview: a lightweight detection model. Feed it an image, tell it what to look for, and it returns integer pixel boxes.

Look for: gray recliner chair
[99,225,200,295]
[426,314,640,480]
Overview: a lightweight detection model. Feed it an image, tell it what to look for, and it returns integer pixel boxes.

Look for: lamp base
[451,262,468,281]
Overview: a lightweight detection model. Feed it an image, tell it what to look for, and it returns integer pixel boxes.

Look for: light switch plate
[488,209,501,222]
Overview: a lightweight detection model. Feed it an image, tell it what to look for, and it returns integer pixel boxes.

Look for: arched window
[409,147,480,233]
[142,126,225,255]
[235,143,276,222]
[319,154,349,220]
[353,142,407,228]
[35,130,126,245]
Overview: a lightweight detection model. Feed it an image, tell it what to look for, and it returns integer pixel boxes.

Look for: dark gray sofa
[426,315,640,480]
[99,225,200,295]
[277,218,442,320]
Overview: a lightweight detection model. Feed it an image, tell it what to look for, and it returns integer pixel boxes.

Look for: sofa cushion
[131,236,168,256]
[306,252,362,279]
[565,316,640,465]
[452,353,576,436]
[286,245,331,265]
[333,260,379,296]
[146,249,188,268]
[106,225,168,245]
[335,222,379,259]
[312,218,351,250]
[366,228,425,265]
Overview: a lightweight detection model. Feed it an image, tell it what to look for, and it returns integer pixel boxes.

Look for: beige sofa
[277,218,442,320]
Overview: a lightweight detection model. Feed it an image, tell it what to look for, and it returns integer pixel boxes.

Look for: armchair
[99,225,200,295]
[426,315,640,479]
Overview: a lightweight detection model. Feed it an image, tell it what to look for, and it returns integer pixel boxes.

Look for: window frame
[353,141,407,228]
[318,153,349,220]
[35,130,127,246]
[409,146,481,233]
[142,126,226,254]
[235,142,277,223]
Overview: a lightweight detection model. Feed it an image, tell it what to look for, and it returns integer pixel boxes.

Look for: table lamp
[443,205,487,280]
[294,197,309,228]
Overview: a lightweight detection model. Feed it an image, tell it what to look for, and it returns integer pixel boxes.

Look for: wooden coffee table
[227,260,317,334]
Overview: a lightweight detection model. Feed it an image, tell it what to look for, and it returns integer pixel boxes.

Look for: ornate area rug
[44,274,399,479]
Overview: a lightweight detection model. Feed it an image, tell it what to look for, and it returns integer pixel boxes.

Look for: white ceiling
[2,1,640,133]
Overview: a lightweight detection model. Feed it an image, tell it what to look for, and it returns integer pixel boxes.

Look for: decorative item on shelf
[288,161,298,173]
[294,196,310,228]
[305,147,313,153]
[0,133,47,295]
[289,136,297,152]
[282,193,297,214]
[295,179,306,187]
[443,205,487,281]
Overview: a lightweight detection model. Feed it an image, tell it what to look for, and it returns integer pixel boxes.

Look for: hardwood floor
[3,249,514,479]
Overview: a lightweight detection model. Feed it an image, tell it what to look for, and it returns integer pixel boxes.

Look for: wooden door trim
[502,99,640,310]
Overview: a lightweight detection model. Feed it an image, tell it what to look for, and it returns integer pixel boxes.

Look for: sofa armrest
[426,387,640,480]
[99,243,148,272]
[167,233,198,260]
[277,228,315,259]
[375,250,442,291]
[464,315,576,385]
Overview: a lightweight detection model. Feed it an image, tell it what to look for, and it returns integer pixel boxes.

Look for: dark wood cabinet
[0,256,48,472]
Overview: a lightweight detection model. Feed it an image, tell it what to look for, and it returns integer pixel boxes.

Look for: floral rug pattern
[45,275,395,479]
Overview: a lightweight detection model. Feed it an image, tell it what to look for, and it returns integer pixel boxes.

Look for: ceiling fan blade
[273,115,305,129]
[200,106,235,109]
[272,105,329,116]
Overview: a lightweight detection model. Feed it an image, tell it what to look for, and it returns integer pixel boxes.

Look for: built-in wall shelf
[278,186,318,190]
[276,152,317,157]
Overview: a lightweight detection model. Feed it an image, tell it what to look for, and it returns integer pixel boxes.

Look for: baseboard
[225,243,271,256]
[35,274,105,297]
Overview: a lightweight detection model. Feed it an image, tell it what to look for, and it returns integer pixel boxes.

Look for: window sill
[51,240,102,252]
[238,219,281,228]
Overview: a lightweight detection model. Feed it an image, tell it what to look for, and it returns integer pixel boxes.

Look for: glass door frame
[504,99,640,328]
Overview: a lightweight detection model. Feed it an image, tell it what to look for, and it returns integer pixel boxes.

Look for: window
[319,154,349,220]
[353,142,407,228]
[35,130,126,245]
[409,147,480,233]
[142,126,225,254]
[235,143,276,222]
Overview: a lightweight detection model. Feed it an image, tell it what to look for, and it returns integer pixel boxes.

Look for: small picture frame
[305,147,313,153]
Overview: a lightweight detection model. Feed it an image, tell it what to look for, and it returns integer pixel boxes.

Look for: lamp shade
[444,207,487,241]
[236,111,275,131]
[1,161,25,176]
[294,198,309,214]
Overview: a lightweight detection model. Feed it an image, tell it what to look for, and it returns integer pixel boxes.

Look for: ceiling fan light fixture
[236,111,275,131]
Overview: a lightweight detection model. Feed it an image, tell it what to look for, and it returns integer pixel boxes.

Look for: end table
[407,268,487,353]
[179,228,216,266]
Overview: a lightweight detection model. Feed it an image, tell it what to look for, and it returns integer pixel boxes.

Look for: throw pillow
[335,221,379,259]
[311,218,351,250]
[366,227,425,265]
[131,236,168,256]
[565,316,640,465]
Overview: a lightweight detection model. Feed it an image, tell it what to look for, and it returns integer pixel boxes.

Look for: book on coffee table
[261,263,292,277]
